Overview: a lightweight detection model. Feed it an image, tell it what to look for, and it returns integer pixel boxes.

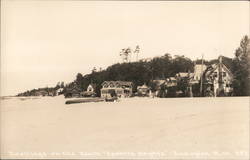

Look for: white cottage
[81,83,96,97]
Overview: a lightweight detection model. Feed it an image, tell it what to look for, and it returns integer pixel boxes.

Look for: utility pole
[200,54,204,96]
[218,55,224,96]
[188,70,193,97]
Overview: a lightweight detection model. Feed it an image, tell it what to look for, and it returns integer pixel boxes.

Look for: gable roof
[101,81,133,87]
[88,83,96,89]
[205,63,233,78]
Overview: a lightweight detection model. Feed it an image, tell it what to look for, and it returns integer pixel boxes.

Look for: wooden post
[200,54,204,96]
[218,56,224,96]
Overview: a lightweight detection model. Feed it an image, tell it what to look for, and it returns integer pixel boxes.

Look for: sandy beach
[0,96,249,159]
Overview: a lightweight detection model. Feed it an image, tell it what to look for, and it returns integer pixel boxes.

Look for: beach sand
[1,96,249,159]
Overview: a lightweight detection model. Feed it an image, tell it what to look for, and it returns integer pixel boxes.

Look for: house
[137,84,150,96]
[203,56,233,96]
[100,81,133,98]
[56,88,64,96]
[64,86,82,98]
[87,84,96,92]
[193,64,207,82]
[48,91,55,96]
[34,90,48,96]
[81,83,96,97]
[152,79,165,90]
[165,77,177,87]
[152,79,166,96]
[175,72,189,79]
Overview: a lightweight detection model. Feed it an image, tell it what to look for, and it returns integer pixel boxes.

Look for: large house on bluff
[189,56,233,96]
[203,57,233,96]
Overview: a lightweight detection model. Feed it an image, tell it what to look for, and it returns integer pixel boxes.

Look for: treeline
[17,82,65,97]
[66,36,249,97]
[69,54,193,96]
[66,54,234,97]
[17,35,249,97]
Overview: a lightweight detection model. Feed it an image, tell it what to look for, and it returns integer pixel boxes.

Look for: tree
[177,77,189,96]
[134,45,140,62]
[76,73,83,82]
[120,47,132,63]
[232,35,250,96]
[55,82,61,90]
[60,82,65,88]
[76,73,83,89]
[92,67,97,73]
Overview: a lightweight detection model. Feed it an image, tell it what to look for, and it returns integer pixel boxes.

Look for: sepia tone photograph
[0,0,249,159]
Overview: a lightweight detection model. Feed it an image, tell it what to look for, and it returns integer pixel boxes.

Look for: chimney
[219,55,222,64]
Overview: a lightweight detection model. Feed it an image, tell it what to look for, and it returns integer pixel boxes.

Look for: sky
[1,1,249,96]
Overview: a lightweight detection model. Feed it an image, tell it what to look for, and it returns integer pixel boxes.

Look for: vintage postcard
[1,0,249,159]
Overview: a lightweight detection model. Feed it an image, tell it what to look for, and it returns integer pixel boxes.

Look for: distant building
[87,84,95,92]
[137,84,150,96]
[35,90,48,96]
[193,64,207,81]
[64,86,82,98]
[39,90,48,96]
[151,79,165,96]
[175,72,189,79]
[56,88,64,96]
[101,81,133,98]
[48,91,54,96]
[81,83,96,97]
[152,79,165,90]
[165,77,177,87]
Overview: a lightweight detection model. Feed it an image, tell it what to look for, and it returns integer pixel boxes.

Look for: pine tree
[232,35,250,96]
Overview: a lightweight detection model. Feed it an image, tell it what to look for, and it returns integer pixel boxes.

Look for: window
[223,72,226,77]
[117,90,123,94]
[101,90,108,94]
